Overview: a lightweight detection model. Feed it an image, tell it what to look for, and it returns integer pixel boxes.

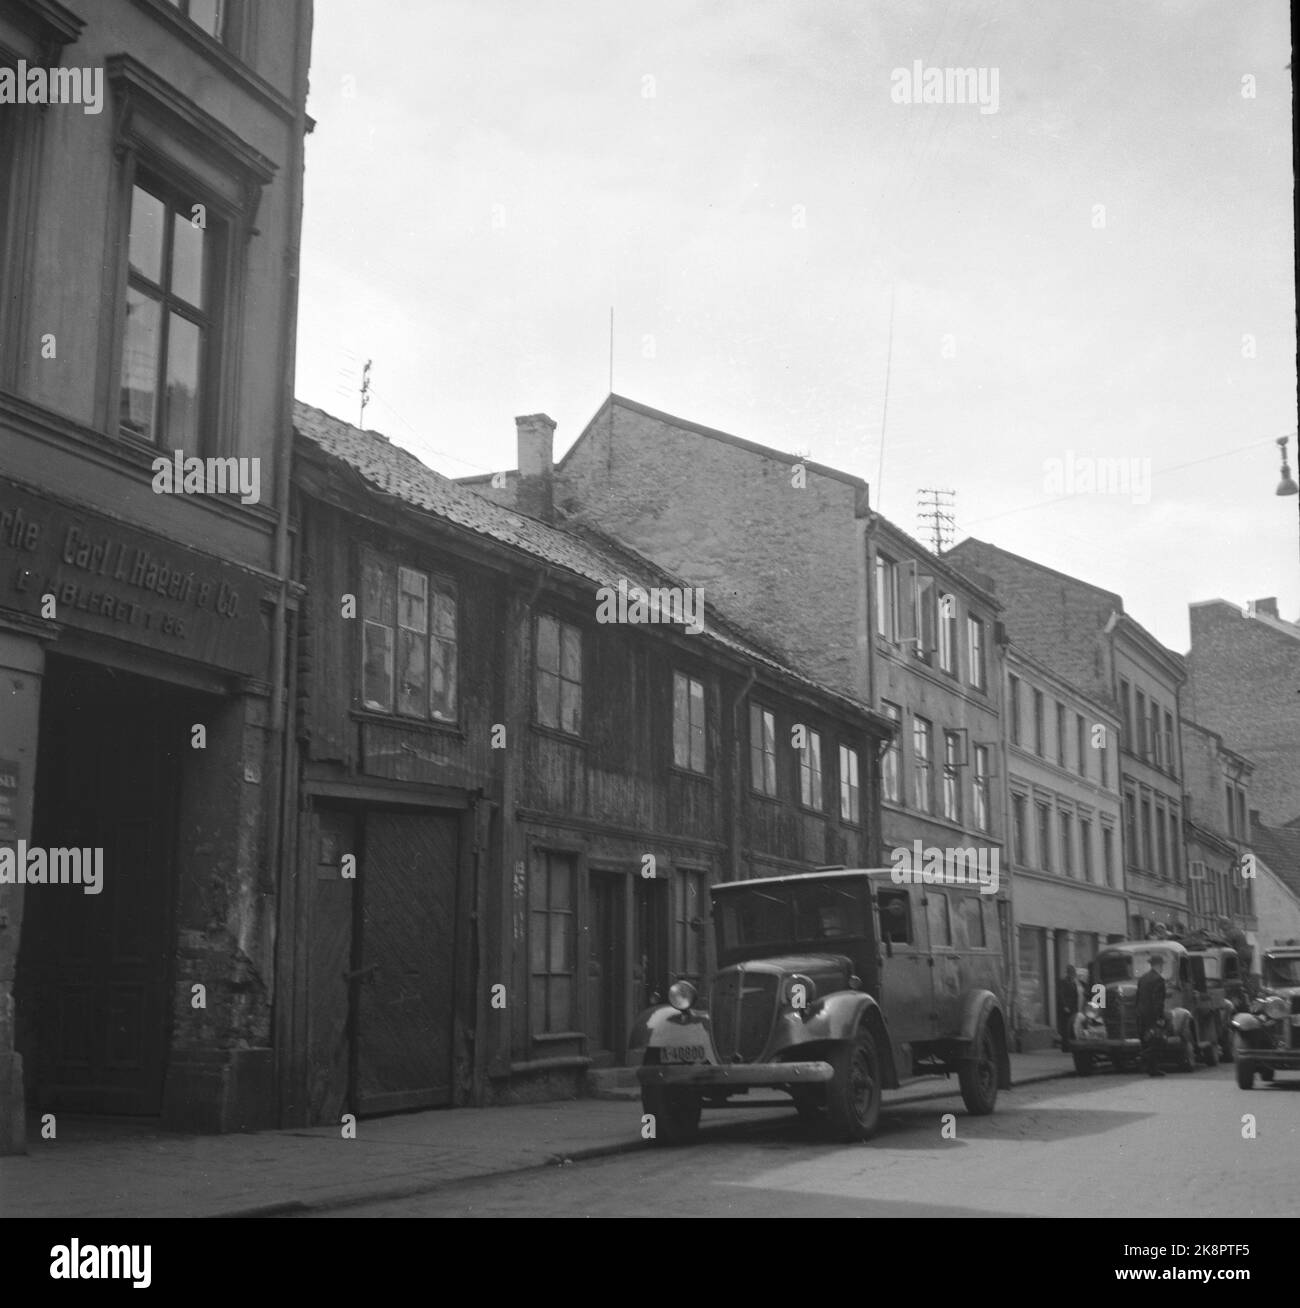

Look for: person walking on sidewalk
[1137,954,1167,1077]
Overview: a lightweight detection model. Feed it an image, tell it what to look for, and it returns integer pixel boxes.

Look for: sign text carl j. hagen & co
[0,478,270,679]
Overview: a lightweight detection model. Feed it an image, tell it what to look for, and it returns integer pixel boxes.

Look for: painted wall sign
[0,478,270,678]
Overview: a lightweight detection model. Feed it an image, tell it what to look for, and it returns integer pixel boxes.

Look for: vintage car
[1186,941,1248,1062]
[628,868,1011,1144]
[1232,947,1300,1089]
[1071,940,1217,1074]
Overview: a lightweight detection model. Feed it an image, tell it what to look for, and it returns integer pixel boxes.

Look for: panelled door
[355,810,460,1114]
[585,869,622,1061]
[633,875,670,1009]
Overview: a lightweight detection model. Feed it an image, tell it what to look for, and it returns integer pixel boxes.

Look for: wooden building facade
[285,403,894,1122]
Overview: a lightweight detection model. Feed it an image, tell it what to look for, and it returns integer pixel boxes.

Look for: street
[304,1066,1298,1218]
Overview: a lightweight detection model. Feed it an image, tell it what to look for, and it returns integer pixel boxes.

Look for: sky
[294,0,1298,653]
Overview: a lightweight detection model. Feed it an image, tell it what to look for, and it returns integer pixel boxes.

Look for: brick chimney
[515,414,556,522]
[1250,597,1279,618]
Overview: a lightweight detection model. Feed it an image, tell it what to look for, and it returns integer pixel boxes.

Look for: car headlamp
[1263,995,1288,1021]
[667,980,696,1011]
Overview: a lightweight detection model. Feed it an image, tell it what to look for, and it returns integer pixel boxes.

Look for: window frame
[839,743,862,825]
[875,553,899,640]
[535,613,584,737]
[529,849,578,1038]
[671,671,708,774]
[799,727,825,812]
[912,716,933,814]
[1032,689,1045,757]
[938,593,957,675]
[881,701,902,805]
[972,744,990,833]
[1007,673,1021,746]
[1036,800,1052,872]
[967,616,986,690]
[942,729,963,823]
[749,702,779,798]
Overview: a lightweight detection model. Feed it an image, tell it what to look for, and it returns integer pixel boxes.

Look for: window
[942,730,962,823]
[360,552,458,721]
[1059,810,1073,877]
[914,575,936,664]
[1150,702,1164,768]
[530,851,576,1035]
[876,888,913,945]
[1008,674,1021,746]
[1119,678,1132,750]
[1225,784,1238,837]
[839,744,861,824]
[120,178,217,449]
[674,868,708,990]
[959,896,987,948]
[1012,793,1027,865]
[973,745,990,833]
[535,615,583,733]
[938,593,957,673]
[167,0,226,39]
[1135,690,1148,759]
[1056,703,1066,768]
[1141,797,1153,870]
[1169,810,1182,883]
[1156,803,1168,878]
[1099,727,1110,788]
[1124,790,1137,865]
[1033,690,1045,757]
[672,673,706,772]
[1165,711,1176,775]
[1080,819,1093,882]
[799,728,824,811]
[1236,788,1246,841]
[881,702,902,804]
[875,553,899,639]
[1076,714,1087,776]
[1102,825,1115,887]
[912,717,933,813]
[967,617,986,689]
[750,703,778,796]
[927,891,952,947]
[1036,802,1052,871]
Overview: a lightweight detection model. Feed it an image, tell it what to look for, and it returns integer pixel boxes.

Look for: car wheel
[1260,1066,1275,1082]
[1072,1050,1094,1076]
[1235,1055,1255,1090]
[959,1022,1000,1115]
[825,1029,882,1142]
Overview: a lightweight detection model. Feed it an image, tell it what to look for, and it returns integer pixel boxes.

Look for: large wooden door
[355,810,459,1114]
[19,661,185,1115]
[633,875,669,1009]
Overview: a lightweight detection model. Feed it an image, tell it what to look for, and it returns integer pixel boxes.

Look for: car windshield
[1263,955,1300,987]
[1097,950,1174,984]
[716,879,868,953]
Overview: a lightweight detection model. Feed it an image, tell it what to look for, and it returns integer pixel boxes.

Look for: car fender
[628,1004,716,1061]
[794,991,900,1089]
[1229,1012,1264,1038]
[1169,1006,1196,1038]
[959,990,1011,1088]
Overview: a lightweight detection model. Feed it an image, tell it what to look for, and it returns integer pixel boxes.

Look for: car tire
[825,1029,882,1142]
[1235,1055,1255,1090]
[1260,1066,1275,1082]
[1072,1050,1094,1076]
[640,1052,702,1146]
[960,1022,1001,1115]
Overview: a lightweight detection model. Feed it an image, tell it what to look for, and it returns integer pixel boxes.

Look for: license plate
[661,1045,708,1064]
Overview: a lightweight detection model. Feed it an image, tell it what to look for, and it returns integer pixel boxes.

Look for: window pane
[363,556,394,624]
[537,669,559,728]
[537,616,559,674]
[170,210,206,308]
[397,627,427,716]
[432,587,456,638]
[548,974,572,1029]
[530,910,548,970]
[560,679,582,734]
[673,674,688,767]
[128,186,165,284]
[430,635,457,720]
[398,568,428,632]
[188,0,224,37]
[164,312,202,451]
[119,287,161,439]
[560,623,582,680]
[362,620,393,710]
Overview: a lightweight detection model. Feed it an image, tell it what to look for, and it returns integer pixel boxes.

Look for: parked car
[1071,940,1216,1074]
[628,868,1011,1144]
[1186,943,1247,1062]
[1232,947,1300,1089]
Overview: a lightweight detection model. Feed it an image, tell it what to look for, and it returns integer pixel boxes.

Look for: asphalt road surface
[304,1064,1298,1218]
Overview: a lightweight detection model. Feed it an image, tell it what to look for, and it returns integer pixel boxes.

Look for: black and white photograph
[0,0,1297,1273]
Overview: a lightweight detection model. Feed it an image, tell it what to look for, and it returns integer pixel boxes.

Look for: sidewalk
[0,1051,1074,1219]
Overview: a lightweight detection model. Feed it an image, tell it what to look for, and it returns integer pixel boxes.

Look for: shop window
[530,851,576,1035]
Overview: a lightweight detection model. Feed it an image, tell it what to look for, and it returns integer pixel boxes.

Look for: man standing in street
[1137,953,1168,1077]
[1058,965,1086,1049]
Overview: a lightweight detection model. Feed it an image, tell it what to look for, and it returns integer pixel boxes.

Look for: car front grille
[1104,993,1135,1039]
[710,969,779,1063]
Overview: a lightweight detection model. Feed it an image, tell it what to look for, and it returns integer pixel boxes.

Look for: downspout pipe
[728,668,756,882]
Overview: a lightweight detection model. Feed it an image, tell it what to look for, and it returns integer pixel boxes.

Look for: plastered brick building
[1185,598,1300,827]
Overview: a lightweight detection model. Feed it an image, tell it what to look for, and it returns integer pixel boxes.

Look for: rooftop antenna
[917,488,956,553]
[359,359,372,428]
[875,283,896,512]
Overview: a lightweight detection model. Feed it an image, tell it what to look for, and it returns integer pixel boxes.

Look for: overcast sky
[294,0,1297,653]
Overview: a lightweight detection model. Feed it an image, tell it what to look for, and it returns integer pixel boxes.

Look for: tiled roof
[293,401,887,727]
[1252,818,1300,907]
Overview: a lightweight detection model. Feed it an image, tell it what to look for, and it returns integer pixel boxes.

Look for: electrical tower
[917,488,955,554]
